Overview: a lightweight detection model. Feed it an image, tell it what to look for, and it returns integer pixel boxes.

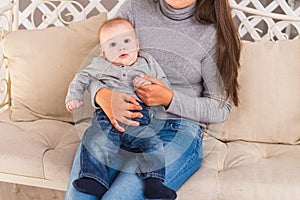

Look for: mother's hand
[135,75,173,107]
[95,88,143,132]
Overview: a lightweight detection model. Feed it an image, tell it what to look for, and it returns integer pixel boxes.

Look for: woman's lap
[64,119,204,200]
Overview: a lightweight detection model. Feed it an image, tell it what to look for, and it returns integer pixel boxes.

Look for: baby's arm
[65,72,88,112]
[65,60,100,112]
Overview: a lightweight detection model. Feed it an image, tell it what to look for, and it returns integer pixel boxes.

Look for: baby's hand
[66,100,84,112]
[133,75,152,87]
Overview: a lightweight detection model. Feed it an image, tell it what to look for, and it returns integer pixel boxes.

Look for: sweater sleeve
[166,46,232,123]
[65,61,100,103]
[87,78,106,109]
[65,71,89,103]
[166,91,231,123]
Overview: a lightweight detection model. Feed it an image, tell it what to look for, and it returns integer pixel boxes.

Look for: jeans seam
[139,172,165,180]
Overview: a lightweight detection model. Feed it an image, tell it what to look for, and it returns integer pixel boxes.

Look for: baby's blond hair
[98,18,136,44]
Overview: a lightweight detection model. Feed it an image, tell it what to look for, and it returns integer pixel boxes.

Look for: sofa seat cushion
[0,110,81,182]
[178,134,300,199]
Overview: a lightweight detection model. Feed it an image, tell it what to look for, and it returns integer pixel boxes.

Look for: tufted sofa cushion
[208,39,300,144]
[0,110,80,183]
[177,134,300,199]
[1,13,107,122]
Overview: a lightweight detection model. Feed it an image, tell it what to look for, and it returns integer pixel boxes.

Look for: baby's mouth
[119,54,128,58]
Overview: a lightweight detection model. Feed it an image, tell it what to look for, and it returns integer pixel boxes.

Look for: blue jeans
[65,118,204,200]
[79,107,165,189]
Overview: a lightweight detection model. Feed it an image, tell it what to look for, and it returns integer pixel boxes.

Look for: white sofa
[0,1,300,199]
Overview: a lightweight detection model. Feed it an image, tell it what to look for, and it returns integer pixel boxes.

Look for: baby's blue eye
[124,39,130,43]
[110,42,117,47]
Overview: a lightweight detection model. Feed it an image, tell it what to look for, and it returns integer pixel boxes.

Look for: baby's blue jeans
[79,105,165,189]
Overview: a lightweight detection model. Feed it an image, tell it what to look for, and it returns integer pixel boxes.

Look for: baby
[65,18,176,200]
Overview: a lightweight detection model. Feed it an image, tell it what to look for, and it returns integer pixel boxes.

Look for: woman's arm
[136,46,232,124]
[167,91,232,123]
[135,75,231,123]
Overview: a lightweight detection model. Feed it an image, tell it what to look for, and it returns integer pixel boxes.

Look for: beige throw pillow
[208,39,300,144]
[1,13,107,122]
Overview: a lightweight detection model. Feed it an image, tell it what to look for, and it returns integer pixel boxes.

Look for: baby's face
[100,23,139,66]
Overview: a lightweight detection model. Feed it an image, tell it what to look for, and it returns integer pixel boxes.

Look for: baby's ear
[99,46,106,57]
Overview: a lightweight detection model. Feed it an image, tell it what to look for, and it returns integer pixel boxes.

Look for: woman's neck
[159,0,196,21]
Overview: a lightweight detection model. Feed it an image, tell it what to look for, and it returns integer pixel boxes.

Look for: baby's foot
[73,177,107,198]
[144,178,177,199]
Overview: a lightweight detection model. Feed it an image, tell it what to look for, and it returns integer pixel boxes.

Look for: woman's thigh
[157,119,204,190]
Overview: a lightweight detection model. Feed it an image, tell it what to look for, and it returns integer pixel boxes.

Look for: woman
[65,0,241,199]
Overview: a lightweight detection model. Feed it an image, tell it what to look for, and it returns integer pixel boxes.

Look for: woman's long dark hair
[195,0,241,106]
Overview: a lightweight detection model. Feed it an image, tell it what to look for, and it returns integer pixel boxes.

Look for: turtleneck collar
[159,0,196,21]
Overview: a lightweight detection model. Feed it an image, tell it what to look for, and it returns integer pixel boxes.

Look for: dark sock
[73,178,107,198]
[144,178,177,199]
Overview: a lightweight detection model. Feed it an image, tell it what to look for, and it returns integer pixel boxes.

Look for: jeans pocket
[168,120,199,132]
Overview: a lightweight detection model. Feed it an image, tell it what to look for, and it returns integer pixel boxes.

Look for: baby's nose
[119,46,126,51]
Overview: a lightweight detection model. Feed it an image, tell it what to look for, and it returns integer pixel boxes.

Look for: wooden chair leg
[52,190,58,199]
[11,183,19,193]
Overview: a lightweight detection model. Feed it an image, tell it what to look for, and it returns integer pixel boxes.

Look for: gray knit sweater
[88,0,231,124]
